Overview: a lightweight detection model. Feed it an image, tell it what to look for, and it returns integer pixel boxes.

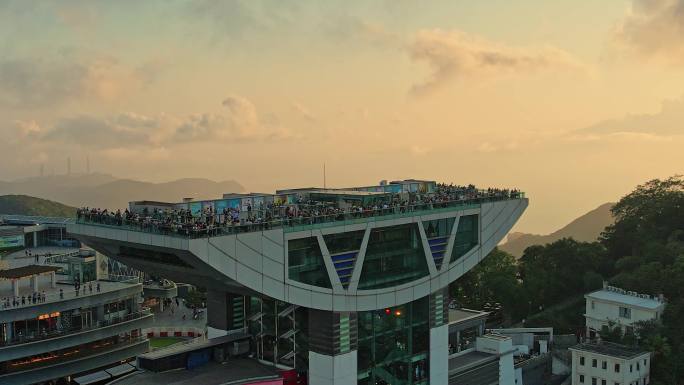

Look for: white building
[569,342,650,385]
[584,284,665,339]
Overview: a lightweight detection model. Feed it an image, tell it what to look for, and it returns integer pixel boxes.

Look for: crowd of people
[77,183,522,238]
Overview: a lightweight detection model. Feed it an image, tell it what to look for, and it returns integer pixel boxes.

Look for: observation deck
[68,180,528,312]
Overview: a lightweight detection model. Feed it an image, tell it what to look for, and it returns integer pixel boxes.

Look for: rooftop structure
[68,179,528,385]
[569,342,651,385]
[0,246,152,385]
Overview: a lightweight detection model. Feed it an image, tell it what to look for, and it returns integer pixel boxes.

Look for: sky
[1,0,684,234]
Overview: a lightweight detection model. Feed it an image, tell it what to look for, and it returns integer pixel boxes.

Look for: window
[637,362,640,371]
[602,380,606,385]
[602,360,607,370]
[619,306,632,319]
[358,223,430,289]
[644,358,647,366]
[615,383,620,385]
[580,356,585,366]
[592,378,597,385]
[591,301,595,310]
[580,375,585,383]
[592,359,598,368]
[288,237,332,288]
[615,363,621,373]
[630,364,633,372]
[449,214,478,262]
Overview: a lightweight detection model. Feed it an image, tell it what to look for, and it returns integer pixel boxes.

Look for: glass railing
[0,308,151,347]
[75,192,525,238]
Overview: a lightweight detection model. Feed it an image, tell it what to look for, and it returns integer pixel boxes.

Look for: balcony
[0,309,153,362]
[0,335,149,385]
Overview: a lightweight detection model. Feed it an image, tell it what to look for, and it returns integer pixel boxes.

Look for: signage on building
[0,235,24,250]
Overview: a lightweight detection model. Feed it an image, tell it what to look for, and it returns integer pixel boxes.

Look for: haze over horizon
[1,0,683,234]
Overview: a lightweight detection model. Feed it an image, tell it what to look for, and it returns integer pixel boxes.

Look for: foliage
[451,176,684,384]
[0,194,77,217]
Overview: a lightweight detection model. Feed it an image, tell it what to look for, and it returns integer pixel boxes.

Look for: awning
[0,265,60,279]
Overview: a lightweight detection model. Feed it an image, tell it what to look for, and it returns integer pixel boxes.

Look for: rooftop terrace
[75,181,525,238]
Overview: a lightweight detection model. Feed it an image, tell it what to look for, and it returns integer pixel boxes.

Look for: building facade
[68,180,528,384]
[569,343,650,385]
[584,285,665,339]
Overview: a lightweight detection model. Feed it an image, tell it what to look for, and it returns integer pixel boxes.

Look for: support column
[31,275,39,292]
[12,279,19,297]
[429,288,449,385]
[51,272,57,288]
[308,309,358,385]
[33,232,38,248]
[207,291,246,339]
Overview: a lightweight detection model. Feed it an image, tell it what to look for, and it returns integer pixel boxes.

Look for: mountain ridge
[0,195,77,217]
[500,202,615,257]
[0,174,244,210]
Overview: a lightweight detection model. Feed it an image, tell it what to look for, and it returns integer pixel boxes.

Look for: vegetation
[451,176,684,385]
[149,337,186,349]
[0,195,76,217]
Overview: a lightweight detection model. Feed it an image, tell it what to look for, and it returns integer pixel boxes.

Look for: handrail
[75,193,525,239]
[0,308,152,347]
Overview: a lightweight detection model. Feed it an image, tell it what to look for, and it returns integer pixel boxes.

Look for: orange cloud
[408,29,585,95]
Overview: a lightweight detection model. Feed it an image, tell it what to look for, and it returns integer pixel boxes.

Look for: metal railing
[75,192,525,238]
[0,308,152,347]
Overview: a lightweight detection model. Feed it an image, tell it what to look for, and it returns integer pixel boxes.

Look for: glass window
[580,375,585,383]
[358,223,429,290]
[619,307,632,319]
[602,380,606,385]
[288,237,331,288]
[423,217,455,239]
[324,230,365,255]
[580,356,585,365]
[592,378,597,385]
[450,215,478,263]
[592,359,598,368]
[603,360,607,370]
[615,363,620,373]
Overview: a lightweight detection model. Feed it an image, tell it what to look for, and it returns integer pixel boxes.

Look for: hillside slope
[0,195,77,217]
[0,175,244,210]
[500,202,615,257]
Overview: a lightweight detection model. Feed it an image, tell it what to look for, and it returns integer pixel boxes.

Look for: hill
[500,202,615,257]
[0,174,244,210]
[0,195,77,217]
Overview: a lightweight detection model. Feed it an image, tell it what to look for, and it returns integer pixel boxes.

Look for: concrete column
[51,272,57,288]
[96,305,105,323]
[33,232,38,248]
[309,351,357,385]
[31,276,39,292]
[5,321,13,343]
[207,291,246,338]
[429,324,449,385]
[159,298,164,313]
[12,279,19,297]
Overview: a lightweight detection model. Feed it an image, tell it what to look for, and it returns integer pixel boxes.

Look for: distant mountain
[500,202,615,257]
[0,174,244,210]
[0,195,77,217]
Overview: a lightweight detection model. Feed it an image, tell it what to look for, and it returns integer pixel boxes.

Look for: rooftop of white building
[570,342,649,359]
[586,287,665,310]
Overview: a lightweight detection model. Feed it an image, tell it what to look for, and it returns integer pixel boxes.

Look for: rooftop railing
[75,191,525,239]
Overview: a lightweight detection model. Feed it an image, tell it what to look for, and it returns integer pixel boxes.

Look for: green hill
[0,195,77,217]
[500,202,615,257]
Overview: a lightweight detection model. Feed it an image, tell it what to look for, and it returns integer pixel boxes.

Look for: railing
[0,308,152,347]
[1,278,140,312]
[75,192,525,239]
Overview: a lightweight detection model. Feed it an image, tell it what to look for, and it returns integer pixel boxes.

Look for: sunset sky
[1,0,683,234]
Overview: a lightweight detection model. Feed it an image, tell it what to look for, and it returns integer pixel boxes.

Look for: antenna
[86,155,90,174]
[323,162,326,189]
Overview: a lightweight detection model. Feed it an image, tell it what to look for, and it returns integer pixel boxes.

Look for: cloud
[615,0,684,61]
[173,95,296,142]
[43,115,151,148]
[0,54,147,108]
[577,98,684,138]
[291,102,316,121]
[408,29,585,95]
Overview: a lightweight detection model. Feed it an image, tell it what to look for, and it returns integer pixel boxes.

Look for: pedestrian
[97,282,101,292]
[89,282,92,293]
[60,289,64,299]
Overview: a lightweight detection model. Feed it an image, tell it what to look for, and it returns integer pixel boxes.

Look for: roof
[586,289,664,310]
[0,265,60,279]
[0,214,73,225]
[570,342,649,359]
